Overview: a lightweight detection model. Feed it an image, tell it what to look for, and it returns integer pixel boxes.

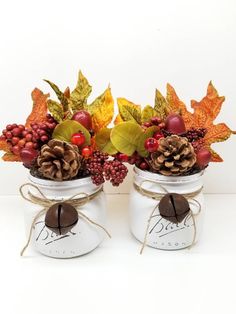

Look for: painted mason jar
[129,167,204,252]
[21,174,108,258]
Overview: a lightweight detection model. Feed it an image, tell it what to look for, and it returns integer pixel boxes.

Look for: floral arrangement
[0,71,128,186]
[95,82,234,175]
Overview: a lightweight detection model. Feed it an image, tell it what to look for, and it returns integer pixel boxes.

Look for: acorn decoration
[45,202,79,235]
[37,139,82,181]
[159,193,190,223]
[149,135,196,176]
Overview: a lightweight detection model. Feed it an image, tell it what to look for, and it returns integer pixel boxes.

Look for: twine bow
[133,179,202,254]
[19,183,111,256]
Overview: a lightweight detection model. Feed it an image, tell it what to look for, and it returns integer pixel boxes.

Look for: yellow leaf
[117,98,141,124]
[90,87,114,133]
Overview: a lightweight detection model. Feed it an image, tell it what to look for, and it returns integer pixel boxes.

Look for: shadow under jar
[129,167,204,251]
[22,174,107,258]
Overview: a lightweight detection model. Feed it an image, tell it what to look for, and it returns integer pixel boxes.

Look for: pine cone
[37,139,82,181]
[149,135,196,176]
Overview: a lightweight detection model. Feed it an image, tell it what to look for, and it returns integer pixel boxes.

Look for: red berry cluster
[142,116,165,130]
[182,128,207,142]
[0,114,57,156]
[116,152,150,171]
[85,151,109,185]
[85,151,128,186]
[103,160,128,186]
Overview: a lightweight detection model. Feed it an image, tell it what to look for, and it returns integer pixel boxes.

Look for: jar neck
[133,167,204,195]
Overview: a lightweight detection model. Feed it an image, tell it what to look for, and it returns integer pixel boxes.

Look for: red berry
[25,142,34,149]
[159,122,166,129]
[12,127,21,137]
[25,133,33,142]
[143,122,152,128]
[139,161,149,170]
[116,153,129,162]
[196,148,211,168]
[82,146,93,158]
[12,137,19,145]
[165,113,186,134]
[6,124,13,131]
[144,137,159,152]
[151,117,162,125]
[2,129,7,135]
[18,124,25,131]
[20,148,38,167]
[6,131,12,139]
[72,110,92,130]
[11,145,21,155]
[0,135,6,141]
[153,132,164,141]
[12,123,18,128]
[40,135,49,142]
[71,132,86,146]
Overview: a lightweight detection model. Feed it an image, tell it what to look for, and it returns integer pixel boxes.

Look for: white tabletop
[0,194,236,314]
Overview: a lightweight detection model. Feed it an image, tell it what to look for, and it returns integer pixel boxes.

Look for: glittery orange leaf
[2,152,21,162]
[0,140,11,153]
[25,88,49,128]
[166,82,232,162]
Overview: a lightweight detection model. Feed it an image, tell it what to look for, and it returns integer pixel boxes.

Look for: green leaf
[154,89,170,119]
[47,100,64,123]
[69,70,92,111]
[95,128,118,155]
[110,121,143,156]
[117,98,141,124]
[137,126,159,157]
[44,79,68,111]
[141,105,158,123]
[52,120,91,146]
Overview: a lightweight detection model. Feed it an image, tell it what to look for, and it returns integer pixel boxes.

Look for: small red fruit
[144,137,159,152]
[18,139,26,147]
[72,110,92,130]
[82,146,93,158]
[139,161,149,170]
[196,148,211,168]
[40,135,49,142]
[11,145,21,155]
[12,137,20,145]
[20,148,38,167]
[153,132,164,141]
[165,113,186,134]
[71,132,86,146]
[12,127,21,137]
[116,153,129,162]
[6,131,12,139]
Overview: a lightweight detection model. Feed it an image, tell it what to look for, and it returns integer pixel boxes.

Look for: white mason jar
[129,167,204,251]
[22,174,107,258]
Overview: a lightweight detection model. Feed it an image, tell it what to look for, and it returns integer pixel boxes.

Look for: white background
[0,0,236,194]
[0,1,236,314]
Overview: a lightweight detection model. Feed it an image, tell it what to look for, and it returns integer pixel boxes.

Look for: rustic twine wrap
[19,183,111,256]
[133,180,202,254]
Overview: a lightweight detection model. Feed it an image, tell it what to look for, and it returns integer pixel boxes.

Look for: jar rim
[28,173,94,188]
[134,166,204,183]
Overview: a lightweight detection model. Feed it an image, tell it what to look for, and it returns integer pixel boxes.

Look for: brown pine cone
[149,135,196,176]
[37,139,82,181]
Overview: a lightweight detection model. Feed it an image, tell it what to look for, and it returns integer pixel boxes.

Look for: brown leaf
[25,88,49,127]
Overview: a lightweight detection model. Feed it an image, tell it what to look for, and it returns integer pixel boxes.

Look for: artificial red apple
[72,110,92,130]
[20,147,38,168]
[196,148,211,168]
[165,113,186,134]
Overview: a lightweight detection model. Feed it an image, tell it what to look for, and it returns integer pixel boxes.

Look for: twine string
[20,183,111,256]
[135,180,202,254]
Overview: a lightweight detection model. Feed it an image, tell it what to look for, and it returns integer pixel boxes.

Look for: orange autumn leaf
[166,82,232,162]
[25,88,49,128]
[0,140,11,153]
[2,152,21,162]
